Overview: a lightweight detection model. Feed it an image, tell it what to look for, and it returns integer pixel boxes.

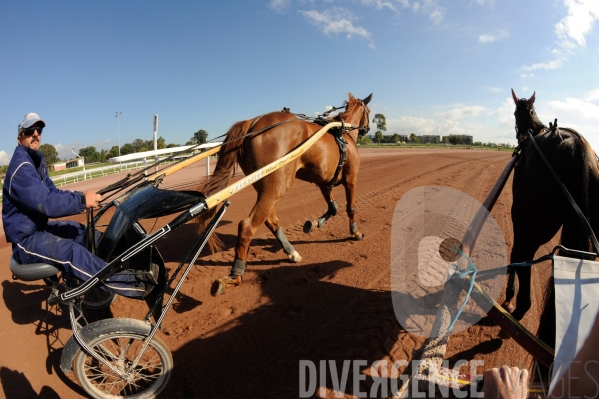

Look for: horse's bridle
[514,99,545,144]
[356,100,371,136]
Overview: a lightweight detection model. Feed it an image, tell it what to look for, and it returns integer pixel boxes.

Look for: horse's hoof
[288,250,302,263]
[351,232,364,241]
[303,220,317,234]
[210,275,242,297]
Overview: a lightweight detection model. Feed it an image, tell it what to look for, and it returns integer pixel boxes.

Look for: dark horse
[198,93,372,295]
[504,89,599,331]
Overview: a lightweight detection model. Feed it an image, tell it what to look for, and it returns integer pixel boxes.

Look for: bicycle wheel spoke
[75,331,172,398]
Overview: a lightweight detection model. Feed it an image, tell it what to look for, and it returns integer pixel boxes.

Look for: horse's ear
[529,91,536,104]
[362,93,373,105]
[511,88,518,105]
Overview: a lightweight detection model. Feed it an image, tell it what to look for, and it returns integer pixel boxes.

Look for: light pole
[115,112,122,156]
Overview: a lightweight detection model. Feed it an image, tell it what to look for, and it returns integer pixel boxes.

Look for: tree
[39,144,60,164]
[79,146,101,163]
[157,136,166,149]
[132,139,145,152]
[409,133,417,143]
[372,114,387,133]
[121,143,136,155]
[357,136,372,145]
[374,131,384,144]
[107,146,120,159]
[447,135,464,145]
[194,129,208,144]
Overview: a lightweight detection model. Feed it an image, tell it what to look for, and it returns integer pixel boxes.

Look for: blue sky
[1,0,598,164]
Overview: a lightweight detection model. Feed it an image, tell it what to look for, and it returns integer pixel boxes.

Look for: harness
[312,119,348,187]
[309,101,369,188]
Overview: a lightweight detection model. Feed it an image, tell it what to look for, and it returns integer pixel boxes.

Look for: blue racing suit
[2,145,146,298]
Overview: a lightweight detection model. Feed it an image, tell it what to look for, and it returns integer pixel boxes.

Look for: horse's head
[337,93,372,137]
[512,88,546,143]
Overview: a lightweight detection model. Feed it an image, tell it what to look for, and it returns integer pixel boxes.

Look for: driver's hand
[84,191,102,208]
[481,366,529,399]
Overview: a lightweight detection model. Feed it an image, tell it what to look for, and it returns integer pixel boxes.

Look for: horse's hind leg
[265,209,302,262]
[303,186,338,233]
[211,182,286,296]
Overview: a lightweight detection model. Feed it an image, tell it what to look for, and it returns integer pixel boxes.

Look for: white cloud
[478,30,509,44]
[520,73,536,78]
[522,58,564,71]
[521,0,599,72]
[493,98,517,129]
[584,88,599,101]
[547,97,599,121]
[486,87,503,93]
[298,8,376,48]
[436,105,490,120]
[556,0,599,47]
[429,7,445,24]
[410,0,445,24]
[269,0,291,13]
[359,0,396,11]
[0,151,10,166]
[387,116,437,134]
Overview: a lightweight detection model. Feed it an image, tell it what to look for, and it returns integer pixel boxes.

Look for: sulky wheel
[73,332,172,399]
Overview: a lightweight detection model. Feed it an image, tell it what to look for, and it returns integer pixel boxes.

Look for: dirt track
[0,148,557,398]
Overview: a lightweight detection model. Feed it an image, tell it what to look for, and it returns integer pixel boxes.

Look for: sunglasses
[21,126,43,137]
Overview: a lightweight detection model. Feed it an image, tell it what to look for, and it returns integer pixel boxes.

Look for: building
[48,157,84,172]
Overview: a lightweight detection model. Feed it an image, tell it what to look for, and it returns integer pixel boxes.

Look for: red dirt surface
[0,148,557,398]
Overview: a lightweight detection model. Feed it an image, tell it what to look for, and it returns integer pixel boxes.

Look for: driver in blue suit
[2,113,152,298]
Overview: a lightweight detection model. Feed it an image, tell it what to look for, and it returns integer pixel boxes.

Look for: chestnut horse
[199,93,372,296]
[504,89,599,346]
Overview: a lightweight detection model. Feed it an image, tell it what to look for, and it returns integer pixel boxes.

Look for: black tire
[68,276,117,310]
[82,287,117,310]
[73,332,172,399]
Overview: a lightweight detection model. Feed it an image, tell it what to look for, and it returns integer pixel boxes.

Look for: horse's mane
[334,93,360,121]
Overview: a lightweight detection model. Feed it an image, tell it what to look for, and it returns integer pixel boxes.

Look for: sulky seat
[10,256,60,281]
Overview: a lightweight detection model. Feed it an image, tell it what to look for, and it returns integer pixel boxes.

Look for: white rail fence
[0,155,209,200]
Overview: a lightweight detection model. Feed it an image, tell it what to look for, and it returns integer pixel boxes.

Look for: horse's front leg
[303,186,338,233]
[344,174,364,241]
[265,209,302,262]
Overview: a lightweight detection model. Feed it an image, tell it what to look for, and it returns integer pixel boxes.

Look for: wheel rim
[75,333,171,398]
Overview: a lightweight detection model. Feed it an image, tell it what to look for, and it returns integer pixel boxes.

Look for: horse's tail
[196,118,255,253]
